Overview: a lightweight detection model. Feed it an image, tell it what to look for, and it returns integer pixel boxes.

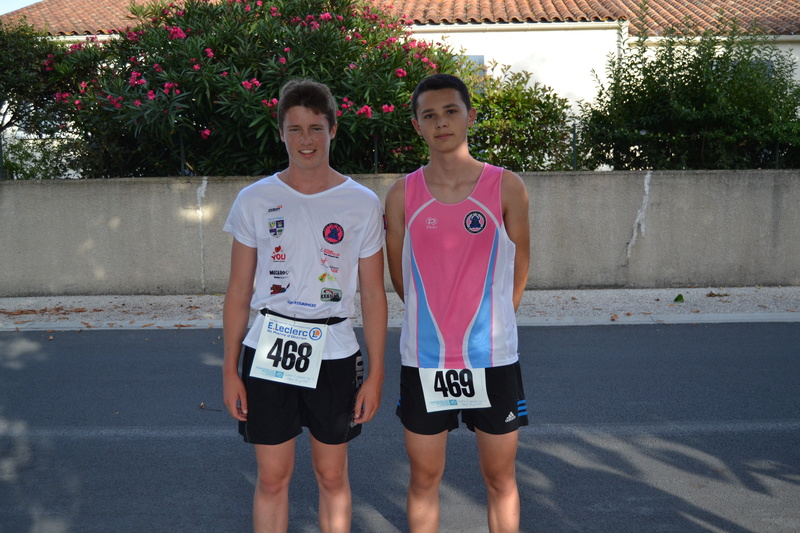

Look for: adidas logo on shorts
[505,412,516,423]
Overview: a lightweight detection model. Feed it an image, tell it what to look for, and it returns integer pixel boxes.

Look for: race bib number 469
[419,368,491,412]
[251,316,327,388]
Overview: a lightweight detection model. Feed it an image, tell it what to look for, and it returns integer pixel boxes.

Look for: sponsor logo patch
[464,211,487,234]
[321,247,340,259]
[270,283,289,295]
[269,218,284,238]
[323,223,344,244]
[318,272,337,283]
[271,246,286,262]
[320,288,342,302]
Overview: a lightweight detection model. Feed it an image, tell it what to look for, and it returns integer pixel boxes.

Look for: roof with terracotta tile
[2,0,799,36]
[621,0,800,36]
[1,0,147,36]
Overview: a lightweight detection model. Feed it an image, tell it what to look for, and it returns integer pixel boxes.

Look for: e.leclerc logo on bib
[323,223,344,244]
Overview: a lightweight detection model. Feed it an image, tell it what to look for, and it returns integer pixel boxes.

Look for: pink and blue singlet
[399,164,519,369]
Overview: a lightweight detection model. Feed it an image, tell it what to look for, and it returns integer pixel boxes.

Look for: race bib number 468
[419,368,491,412]
[251,316,327,388]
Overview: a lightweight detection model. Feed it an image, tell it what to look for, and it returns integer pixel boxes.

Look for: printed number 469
[433,369,475,398]
[267,338,312,372]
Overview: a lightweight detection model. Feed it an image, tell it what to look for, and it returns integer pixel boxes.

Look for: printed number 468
[434,369,475,398]
[267,338,312,372]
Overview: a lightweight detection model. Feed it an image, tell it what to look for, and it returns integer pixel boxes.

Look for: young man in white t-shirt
[222,78,387,533]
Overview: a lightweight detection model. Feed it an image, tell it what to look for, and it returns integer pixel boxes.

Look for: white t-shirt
[223,173,385,359]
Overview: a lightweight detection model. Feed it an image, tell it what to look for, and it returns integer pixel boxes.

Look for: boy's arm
[353,249,387,424]
[502,170,530,311]
[222,239,257,421]
[384,178,406,300]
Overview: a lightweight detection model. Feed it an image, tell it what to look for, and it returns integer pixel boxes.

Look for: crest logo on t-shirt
[269,218,284,238]
[323,223,344,244]
[464,211,487,234]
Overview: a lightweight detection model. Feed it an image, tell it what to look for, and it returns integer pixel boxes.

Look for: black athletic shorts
[396,362,528,435]
[239,346,364,445]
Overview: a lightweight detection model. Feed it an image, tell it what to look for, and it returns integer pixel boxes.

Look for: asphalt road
[1,323,799,532]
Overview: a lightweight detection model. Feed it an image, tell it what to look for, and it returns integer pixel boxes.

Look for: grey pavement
[2,286,800,331]
[1,324,799,532]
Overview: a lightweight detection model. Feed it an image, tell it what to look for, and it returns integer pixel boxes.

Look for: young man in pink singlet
[385,73,531,533]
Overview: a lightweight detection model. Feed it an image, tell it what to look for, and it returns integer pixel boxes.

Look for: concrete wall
[1,170,798,297]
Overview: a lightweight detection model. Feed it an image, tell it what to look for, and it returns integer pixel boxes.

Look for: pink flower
[167,26,187,40]
[134,100,142,107]
[222,71,228,77]
[201,129,211,139]
[349,63,357,69]
[382,104,395,113]
[128,71,146,86]
[319,12,333,22]
[279,57,286,64]
[284,47,291,52]
[147,90,156,100]
[193,64,201,71]
[241,78,260,90]
[153,63,163,73]
[205,48,214,58]
[356,105,373,118]
[395,68,407,77]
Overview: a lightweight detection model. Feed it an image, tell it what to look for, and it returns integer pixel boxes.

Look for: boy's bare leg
[311,436,352,533]
[253,439,296,533]
[404,429,448,533]
[476,429,520,533]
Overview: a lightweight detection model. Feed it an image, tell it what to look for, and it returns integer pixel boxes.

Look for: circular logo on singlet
[323,223,344,244]
[464,211,487,234]
[309,327,323,341]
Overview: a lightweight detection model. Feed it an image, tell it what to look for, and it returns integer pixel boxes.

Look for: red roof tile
[623,0,800,36]
[2,0,799,36]
[1,0,148,35]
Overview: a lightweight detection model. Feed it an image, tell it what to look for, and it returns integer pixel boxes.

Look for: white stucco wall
[776,36,800,83]
[412,24,800,111]
[412,22,623,111]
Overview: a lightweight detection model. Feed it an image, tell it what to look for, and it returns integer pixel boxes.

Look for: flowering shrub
[0,17,72,178]
[48,0,468,177]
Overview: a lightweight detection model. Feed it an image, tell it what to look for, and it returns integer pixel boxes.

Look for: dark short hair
[277,79,337,131]
[411,74,472,117]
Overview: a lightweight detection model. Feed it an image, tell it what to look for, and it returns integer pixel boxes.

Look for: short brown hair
[277,79,337,131]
